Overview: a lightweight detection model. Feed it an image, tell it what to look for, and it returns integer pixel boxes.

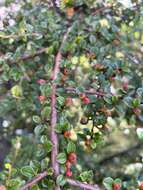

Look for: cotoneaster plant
[0,0,143,190]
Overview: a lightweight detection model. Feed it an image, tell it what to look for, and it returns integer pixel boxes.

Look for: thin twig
[0,33,41,39]
[20,171,48,190]
[65,87,111,97]
[51,0,64,16]
[92,5,112,16]
[16,48,48,62]
[20,171,103,190]
[67,178,103,190]
[0,47,48,64]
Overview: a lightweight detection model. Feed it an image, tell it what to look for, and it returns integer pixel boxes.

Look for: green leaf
[67,142,76,153]
[41,158,50,170]
[34,125,44,136]
[11,85,23,98]
[136,128,143,140]
[44,179,54,190]
[21,166,36,178]
[123,97,133,108]
[40,84,51,96]
[56,175,66,187]
[132,98,140,107]
[30,160,40,172]
[137,88,143,98]
[80,170,93,182]
[40,136,53,152]
[41,107,51,119]
[47,168,54,176]
[114,178,122,185]
[7,179,23,190]
[57,153,67,164]
[56,123,69,133]
[91,141,97,149]
[103,177,114,190]
[57,96,65,106]
[30,185,40,190]
[33,116,41,124]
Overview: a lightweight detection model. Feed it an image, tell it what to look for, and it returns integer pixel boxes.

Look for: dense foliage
[0,0,143,190]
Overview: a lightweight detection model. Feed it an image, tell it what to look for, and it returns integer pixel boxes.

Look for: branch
[0,33,41,39]
[50,25,73,190]
[0,47,48,64]
[14,48,48,63]
[20,172,103,190]
[67,178,103,190]
[92,5,112,16]
[64,87,111,97]
[20,171,47,190]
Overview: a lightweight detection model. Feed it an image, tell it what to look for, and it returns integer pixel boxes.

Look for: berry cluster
[65,152,77,177]
[79,93,90,105]
[37,79,46,103]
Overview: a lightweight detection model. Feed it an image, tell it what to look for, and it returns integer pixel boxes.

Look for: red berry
[83,97,90,105]
[65,97,73,107]
[112,183,121,190]
[133,108,141,116]
[37,79,46,85]
[64,131,71,138]
[0,185,6,190]
[68,153,77,164]
[38,95,46,102]
[79,93,86,99]
[139,183,143,190]
[66,169,72,177]
[65,160,72,169]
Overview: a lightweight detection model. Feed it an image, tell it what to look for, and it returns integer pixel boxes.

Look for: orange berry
[64,131,71,138]
[66,7,74,18]
[38,95,46,102]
